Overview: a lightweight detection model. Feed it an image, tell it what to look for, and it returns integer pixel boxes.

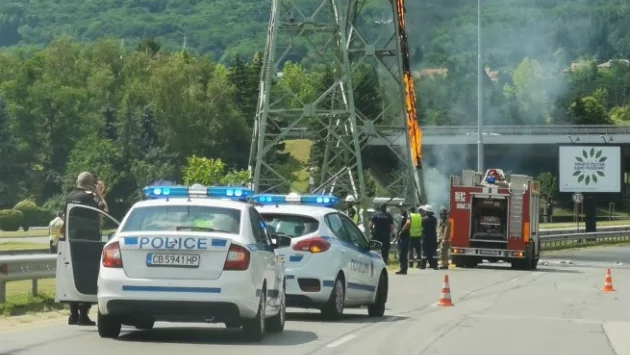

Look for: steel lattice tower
[248,0,422,225]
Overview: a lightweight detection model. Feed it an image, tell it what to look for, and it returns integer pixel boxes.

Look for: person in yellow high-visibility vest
[344,195,359,223]
[408,207,423,269]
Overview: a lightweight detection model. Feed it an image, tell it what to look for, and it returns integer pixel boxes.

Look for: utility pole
[249,0,421,216]
[476,0,484,172]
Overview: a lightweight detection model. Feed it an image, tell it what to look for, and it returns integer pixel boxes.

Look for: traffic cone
[437,274,454,306]
[602,268,615,292]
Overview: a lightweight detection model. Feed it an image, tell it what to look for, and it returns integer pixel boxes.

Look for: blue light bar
[253,193,340,207]
[142,185,254,200]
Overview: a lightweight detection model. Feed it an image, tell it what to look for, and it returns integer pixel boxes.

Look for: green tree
[537,172,557,201]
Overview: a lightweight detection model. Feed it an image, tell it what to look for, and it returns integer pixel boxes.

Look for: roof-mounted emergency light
[253,193,340,207]
[142,185,254,201]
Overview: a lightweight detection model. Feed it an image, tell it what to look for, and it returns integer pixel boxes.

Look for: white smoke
[423,145,471,211]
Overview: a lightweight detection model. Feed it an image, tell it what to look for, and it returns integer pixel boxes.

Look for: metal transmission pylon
[249,0,421,215]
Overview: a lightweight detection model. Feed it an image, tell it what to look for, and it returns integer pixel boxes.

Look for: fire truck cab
[449,168,541,270]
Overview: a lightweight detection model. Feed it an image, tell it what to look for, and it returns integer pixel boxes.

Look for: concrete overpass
[368,125,630,146]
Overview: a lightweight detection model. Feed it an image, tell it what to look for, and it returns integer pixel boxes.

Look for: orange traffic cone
[602,268,615,292]
[437,274,454,306]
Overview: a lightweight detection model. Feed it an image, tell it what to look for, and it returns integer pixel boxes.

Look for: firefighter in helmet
[437,206,450,269]
[344,195,359,224]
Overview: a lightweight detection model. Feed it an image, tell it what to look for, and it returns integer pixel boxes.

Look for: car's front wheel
[97,311,122,338]
[368,272,387,317]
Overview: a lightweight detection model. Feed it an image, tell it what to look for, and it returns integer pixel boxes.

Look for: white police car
[56,185,289,341]
[254,193,389,319]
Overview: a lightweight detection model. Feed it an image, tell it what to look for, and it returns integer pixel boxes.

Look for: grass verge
[0,230,48,238]
[283,139,313,193]
[1,279,63,317]
[0,242,47,251]
[540,219,630,229]
[542,240,630,253]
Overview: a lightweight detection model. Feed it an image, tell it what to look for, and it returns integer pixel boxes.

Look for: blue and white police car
[254,193,389,320]
[57,185,289,341]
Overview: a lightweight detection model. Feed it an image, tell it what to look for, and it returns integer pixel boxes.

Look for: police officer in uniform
[369,204,394,263]
[438,206,450,269]
[394,203,409,274]
[64,172,107,326]
[419,205,439,270]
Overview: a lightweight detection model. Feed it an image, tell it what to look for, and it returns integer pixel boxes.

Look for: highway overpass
[368,125,630,146]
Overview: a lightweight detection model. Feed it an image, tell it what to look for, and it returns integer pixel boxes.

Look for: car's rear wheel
[242,290,266,341]
[321,274,345,320]
[97,311,121,338]
[368,272,387,317]
[266,282,286,332]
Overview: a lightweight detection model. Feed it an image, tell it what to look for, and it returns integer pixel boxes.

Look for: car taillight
[102,241,123,268]
[292,237,330,253]
[224,244,250,270]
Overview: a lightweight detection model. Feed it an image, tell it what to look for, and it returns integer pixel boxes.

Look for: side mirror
[368,239,382,250]
[275,235,292,248]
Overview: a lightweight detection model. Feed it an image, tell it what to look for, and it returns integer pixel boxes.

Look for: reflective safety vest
[352,212,358,223]
[409,213,422,238]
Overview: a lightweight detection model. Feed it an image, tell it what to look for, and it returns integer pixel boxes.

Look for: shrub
[42,194,65,213]
[0,209,23,231]
[13,199,39,231]
[33,208,55,226]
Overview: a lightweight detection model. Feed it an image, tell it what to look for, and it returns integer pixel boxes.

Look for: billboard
[559,146,621,193]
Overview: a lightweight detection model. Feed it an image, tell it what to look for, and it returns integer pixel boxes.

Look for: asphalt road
[1,258,630,355]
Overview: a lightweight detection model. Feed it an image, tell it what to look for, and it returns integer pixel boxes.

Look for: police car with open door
[57,185,290,342]
[254,193,389,320]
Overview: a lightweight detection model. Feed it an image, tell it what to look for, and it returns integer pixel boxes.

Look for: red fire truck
[448,168,541,270]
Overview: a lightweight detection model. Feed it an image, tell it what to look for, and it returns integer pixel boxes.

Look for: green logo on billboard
[573,148,607,185]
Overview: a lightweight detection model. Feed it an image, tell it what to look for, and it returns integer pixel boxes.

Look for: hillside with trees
[0,1,629,216]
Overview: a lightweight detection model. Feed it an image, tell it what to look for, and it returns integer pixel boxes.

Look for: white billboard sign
[559,146,621,193]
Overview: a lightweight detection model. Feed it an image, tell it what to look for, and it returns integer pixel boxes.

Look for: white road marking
[326,334,357,348]
[532,272,543,277]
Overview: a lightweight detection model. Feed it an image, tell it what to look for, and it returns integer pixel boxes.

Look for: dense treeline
[1,36,630,216]
[1,0,630,217]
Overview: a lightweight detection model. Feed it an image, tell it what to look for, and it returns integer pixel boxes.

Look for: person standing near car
[63,171,107,326]
[48,211,64,254]
[394,202,410,274]
[419,205,439,270]
[369,204,394,263]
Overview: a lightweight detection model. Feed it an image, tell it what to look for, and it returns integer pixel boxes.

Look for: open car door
[56,203,120,303]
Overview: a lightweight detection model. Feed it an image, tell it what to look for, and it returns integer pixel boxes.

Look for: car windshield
[259,213,319,238]
[120,205,242,234]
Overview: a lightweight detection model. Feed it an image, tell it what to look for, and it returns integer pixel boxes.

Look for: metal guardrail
[0,229,629,303]
[0,254,56,303]
[388,230,630,261]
